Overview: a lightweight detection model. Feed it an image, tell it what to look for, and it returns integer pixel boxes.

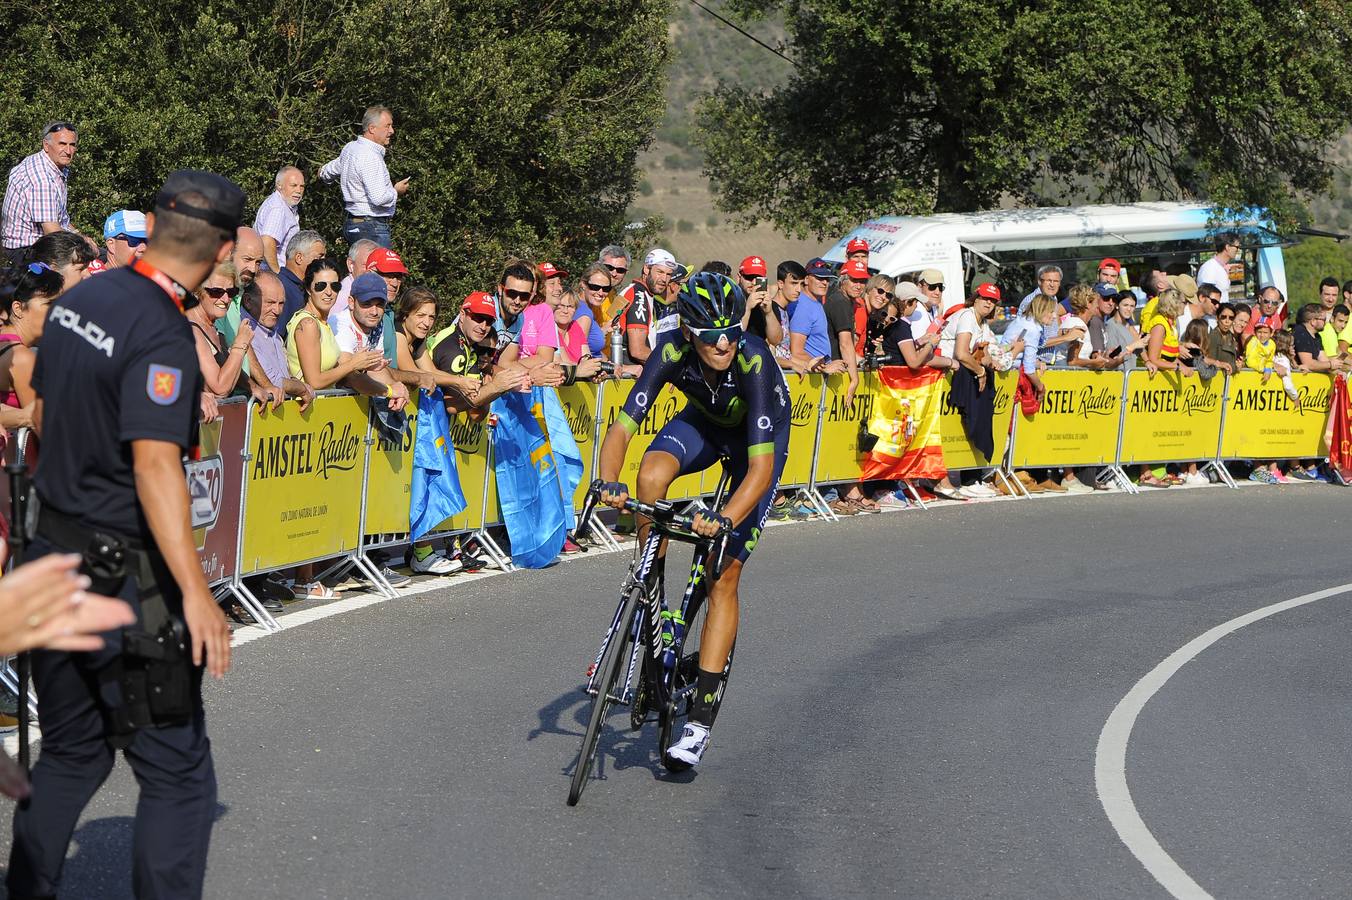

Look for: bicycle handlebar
[579,480,732,575]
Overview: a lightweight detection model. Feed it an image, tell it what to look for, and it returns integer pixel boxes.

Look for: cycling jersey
[618,331,790,562]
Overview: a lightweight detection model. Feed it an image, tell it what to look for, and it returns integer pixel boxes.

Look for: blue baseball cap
[351,273,388,303]
[806,257,834,278]
[103,209,147,240]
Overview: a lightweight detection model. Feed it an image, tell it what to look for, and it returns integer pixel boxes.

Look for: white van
[820,201,1288,303]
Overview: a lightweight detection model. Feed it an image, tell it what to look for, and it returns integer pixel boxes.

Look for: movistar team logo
[736,352,762,374]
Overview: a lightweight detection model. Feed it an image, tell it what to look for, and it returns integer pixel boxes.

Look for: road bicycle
[567,473,733,806]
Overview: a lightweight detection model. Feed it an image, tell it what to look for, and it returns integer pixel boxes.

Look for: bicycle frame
[583,468,733,720]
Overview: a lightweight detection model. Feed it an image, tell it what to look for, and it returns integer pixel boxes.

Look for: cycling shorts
[646,407,789,563]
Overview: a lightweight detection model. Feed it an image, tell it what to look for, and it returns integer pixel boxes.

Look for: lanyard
[131,259,188,312]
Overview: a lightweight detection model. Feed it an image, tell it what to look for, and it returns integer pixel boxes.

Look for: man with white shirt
[253,166,305,271]
[1196,231,1239,295]
[318,106,409,248]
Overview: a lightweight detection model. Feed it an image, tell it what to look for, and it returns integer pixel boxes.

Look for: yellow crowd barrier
[1118,369,1224,465]
[201,368,1343,611]
[238,393,367,576]
[1010,369,1124,469]
[1219,371,1333,460]
[939,369,1017,470]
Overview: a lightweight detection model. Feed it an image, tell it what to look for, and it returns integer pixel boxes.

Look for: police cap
[154,170,246,232]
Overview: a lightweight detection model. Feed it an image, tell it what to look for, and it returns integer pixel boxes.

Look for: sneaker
[965,482,999,498]
[1248,468,1278,484]
[664,722,711,770]
[1038,479,1068,493]
[381,566,412,587]
[1274,469,1290,484]
[768,501,795,521]
[410,550,463,575]
[1062,477,1093,494]
[1183,472,1209,486]
[876,492,909,510]
[789,503,815,520]
[1289,466,1316,482]
[1310,467,1330,483]
[452,547,487,572]
[562,537,584,553]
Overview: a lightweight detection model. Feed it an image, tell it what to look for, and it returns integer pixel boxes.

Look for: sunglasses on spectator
[1219,313,1234,321]
[923,283,944,292]
[603,263,628,276]
[43,121,76,136]
[584,281,609,292]
[26,262,52,276]
[200,286,232,300]
[688,324,742,345]
[356,297,387,308]
[310,281,342,292]
[114,234,146,247]
[466,313,496,326]
[873,287,896,301]
[1260,298,1278,304]
[502,288,533,302]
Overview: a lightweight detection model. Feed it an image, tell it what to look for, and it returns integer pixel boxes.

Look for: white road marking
[1094,581,1352,899]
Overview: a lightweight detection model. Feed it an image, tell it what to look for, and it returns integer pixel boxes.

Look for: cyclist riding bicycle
[597,270,790,768]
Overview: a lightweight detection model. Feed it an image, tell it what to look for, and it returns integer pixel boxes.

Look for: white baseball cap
[644,248,677,270]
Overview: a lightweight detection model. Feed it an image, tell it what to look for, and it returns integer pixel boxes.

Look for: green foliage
[676,219,695,233]
[1284,237,1352,308]
[696,0,1352,240]
[0,0,671,306]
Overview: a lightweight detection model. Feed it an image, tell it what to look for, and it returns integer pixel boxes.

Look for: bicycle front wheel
[568,586,642,806]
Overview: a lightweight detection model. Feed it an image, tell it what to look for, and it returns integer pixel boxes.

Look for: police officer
[8,170,240,900]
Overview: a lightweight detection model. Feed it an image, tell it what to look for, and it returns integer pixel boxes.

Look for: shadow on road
[530,687,698,790]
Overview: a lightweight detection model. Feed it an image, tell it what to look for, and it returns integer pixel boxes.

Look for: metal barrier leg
[991,468,1026,499]
[472,529,514,572]
[221,576,281,632]
[581,509,622,551]
[0,658,38,718]
[1204,459,1238,489]
[350,551,398,598]
[899,480,929,511]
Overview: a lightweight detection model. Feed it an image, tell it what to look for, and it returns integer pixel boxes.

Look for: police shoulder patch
[147,364,183,405]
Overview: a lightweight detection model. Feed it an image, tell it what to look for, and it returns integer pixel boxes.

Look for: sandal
[294,581,341,601]
[1138,473,1170,488]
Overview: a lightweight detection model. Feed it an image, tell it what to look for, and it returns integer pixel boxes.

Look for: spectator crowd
[0,108,1349,624]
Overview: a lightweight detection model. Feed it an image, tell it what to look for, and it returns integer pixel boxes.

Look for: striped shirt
[318,136,397,218]
[2,150,70,249]
[252,190,300,257]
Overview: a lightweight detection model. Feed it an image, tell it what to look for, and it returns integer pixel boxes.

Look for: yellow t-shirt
[1245,337,1275,372]
[1320,321,1352,358]
[286,309,341,379]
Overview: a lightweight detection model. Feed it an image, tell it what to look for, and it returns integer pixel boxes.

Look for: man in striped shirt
[2,121,78,266]
[318,105,409,249]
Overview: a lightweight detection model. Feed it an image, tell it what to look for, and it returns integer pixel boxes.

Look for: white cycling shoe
[664,722,712,770]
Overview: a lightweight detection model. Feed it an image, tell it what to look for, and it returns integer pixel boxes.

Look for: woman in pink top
[0,262,63,428]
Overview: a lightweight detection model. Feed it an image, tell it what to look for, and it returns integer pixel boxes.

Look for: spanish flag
[859,366,948,482]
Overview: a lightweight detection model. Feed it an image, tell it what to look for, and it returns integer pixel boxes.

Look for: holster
[36,505,194,747]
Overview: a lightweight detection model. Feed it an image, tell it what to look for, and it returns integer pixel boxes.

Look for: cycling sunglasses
[688,324,742,345]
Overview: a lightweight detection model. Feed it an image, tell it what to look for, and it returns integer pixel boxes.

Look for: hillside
[628,1,825,269]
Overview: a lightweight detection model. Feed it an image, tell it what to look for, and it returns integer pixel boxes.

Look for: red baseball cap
[976,282,1002,301]
[461,291,496,318]
[540,262,568,280]
[1099,257,1121,275]
[366,248,408,275]
[739,255,767,277]
[845,237,870,255]
[841,259,870,280]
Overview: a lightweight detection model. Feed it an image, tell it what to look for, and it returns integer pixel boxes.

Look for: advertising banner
[598,379,705,501]
[780,374,823,489]
[190,399,247,585]
[811,372,877,486]
[1010,369,1124,468]
[939,369,1016,470]
[1118,370,1224,465]
[239,395,367,574]
[363,403,415,536]
[1219,371,1333,460]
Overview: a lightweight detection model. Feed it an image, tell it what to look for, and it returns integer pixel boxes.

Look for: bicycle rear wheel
[658,587,735,767]
[568,586,642,806]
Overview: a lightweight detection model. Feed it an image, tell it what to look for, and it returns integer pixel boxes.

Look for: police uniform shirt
[34,268,202,536]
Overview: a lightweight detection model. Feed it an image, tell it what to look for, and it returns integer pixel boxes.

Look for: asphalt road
[4,484,1352,899]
